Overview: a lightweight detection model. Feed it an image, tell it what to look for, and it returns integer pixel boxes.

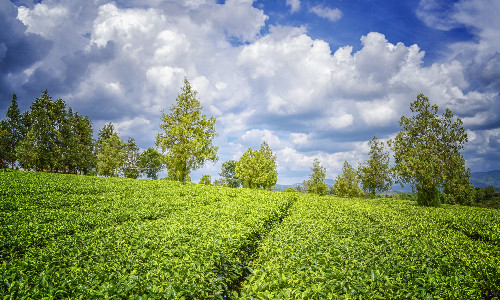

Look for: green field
[1,170,500,299]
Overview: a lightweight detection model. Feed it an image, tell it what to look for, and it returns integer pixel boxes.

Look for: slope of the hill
[1,170,499,298]
[471,170,500,190]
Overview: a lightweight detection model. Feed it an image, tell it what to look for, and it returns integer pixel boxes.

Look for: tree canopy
[156,78,218,185]
[138,147,164,180]
[332,161,364,198]
[219,160,242,188]
[359,136,393,198]
[96,124,125,177]
[236,141,277,190]
[305,158,329,196]
[391,93,471,206]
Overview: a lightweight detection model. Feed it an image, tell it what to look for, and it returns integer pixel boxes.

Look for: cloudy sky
[1,0,500,184]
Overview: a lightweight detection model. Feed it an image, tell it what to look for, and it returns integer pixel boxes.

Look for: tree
[199,175,211,185]
[332,161,363,198]
[16,90,65,172]
[0,94,25,168]
[59,109,95,174]
[96,124,125,177]
[122,137,141,179]
[306,158,329,195]
[138,147,164,180]
[219,160,242,188]
[96,122,115,152]
[235,141,278,190]
[0,122,9,168]
[213,178,228,186]
[390,94,471,206]
[71,113,95,174]
[156,78,218,185]
[359,136,393,198]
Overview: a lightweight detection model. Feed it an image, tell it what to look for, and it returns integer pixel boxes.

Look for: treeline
[0,91,163,179]
[273,94,493,208]
[1,85,494,208]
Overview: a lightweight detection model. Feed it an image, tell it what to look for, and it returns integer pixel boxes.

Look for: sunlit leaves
[156,78,218,185]
[391,94,470,206]
[236,141,278,190]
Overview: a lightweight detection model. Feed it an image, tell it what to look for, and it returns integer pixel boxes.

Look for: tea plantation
[1,170,499,299]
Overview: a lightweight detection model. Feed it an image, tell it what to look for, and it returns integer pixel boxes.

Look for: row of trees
[1,91,94,174]
[1,81,473,206]
[0,80,277,188]
[0,91,164,179]
[296,94,473,207]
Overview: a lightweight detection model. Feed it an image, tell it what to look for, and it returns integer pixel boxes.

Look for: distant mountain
[275,170,500,193]
[274,179,335,192]
[470,170,500,189]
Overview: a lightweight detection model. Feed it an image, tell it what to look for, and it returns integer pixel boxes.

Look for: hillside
[2,170,500,298]
[470,170,500,189]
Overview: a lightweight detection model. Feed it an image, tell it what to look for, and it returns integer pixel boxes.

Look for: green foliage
[16,90,65,171]
[305,158,329,196]
[156,78,218,185]
[213,178,228,186]
[240,195,500,299]
[359,136,393,198]
[137,147,164,180]
[0,170,295,298]
[236,141,278,190]
[391,94,470,207]
[97,130,125,177]
[0,94,25,169]
[2,170,500,298]
[8,90,95,174]
[122,138,140,179]
[219,160,242,188]
[199,174,211,185]
[474,185,500,209]
[332,161,364,198]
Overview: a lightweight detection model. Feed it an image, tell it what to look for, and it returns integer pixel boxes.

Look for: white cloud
[290,132,310,146]
[286,0,301,13]
[310,5,342,22]
[7,0,500,183]
[327,113,354,129]
[356,99,397,126]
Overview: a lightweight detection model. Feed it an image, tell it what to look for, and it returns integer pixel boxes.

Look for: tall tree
[16,90,64,172]
[156,78,218,185]
[1,94,26,168]
[359,136,393,198]
[236,141,278,190]
[97,132,125,177]
[122,137,140,179]
[219,160,242,188]
[71,113,95,174]
[96,122,115,152]
[332,161,363,198]
[306,158,329,196]
[391,94,471,206]
[138,147,164,180]
[0,121,8,168]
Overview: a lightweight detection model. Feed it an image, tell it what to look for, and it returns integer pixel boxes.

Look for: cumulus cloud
[309,4,342,22]
[286,0,301,13]
[0,0,51,105]
[2,0,500,183]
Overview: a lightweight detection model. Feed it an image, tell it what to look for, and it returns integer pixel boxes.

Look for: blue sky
[1,0,499,184]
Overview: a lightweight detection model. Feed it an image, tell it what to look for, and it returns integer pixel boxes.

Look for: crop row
[240,195,500,299]
[1,170,297,298]
[1,170,215,262]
